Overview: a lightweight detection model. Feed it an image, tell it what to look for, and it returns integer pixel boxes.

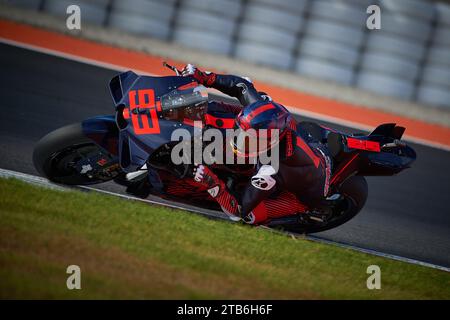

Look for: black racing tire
[33,123,119,185]
[282,175,368,234]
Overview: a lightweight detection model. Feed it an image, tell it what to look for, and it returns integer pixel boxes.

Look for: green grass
[0,177,449,299]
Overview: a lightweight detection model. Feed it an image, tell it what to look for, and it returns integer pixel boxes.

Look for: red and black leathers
[191,70,332,224]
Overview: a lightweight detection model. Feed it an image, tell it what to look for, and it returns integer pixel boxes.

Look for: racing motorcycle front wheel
[33,123,121,185]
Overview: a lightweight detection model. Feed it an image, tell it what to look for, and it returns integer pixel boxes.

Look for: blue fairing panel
[109,71,139,106]
[81,116,119,155]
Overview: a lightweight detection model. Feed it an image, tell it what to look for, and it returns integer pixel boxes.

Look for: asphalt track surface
[1,43,450,268]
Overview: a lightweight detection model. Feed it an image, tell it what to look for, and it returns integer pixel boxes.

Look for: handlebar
[163,61,181,76]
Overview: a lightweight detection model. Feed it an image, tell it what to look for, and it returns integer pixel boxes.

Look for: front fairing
[110,71,205,172]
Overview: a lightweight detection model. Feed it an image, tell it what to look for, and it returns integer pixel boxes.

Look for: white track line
[1,168,449,273]
[0,168,223,219]
[2,37,449,152]
[305,236,450,273]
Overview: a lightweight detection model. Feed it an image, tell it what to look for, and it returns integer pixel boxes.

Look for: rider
[181,64,332,224]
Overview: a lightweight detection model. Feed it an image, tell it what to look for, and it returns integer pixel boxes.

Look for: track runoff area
[0,21,449,272]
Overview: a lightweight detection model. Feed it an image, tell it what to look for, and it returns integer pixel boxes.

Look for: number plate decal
[128,89,160,135]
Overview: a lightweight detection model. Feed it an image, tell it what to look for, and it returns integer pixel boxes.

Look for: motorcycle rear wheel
[280,175,368,234]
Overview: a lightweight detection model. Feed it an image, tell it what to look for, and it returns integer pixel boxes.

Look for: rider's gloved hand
[180,64,216,86]
[192,164,241,219]
[181,63,197,77]
[193,164,217,189]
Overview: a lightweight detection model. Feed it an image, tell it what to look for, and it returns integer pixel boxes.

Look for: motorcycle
[33,63,416,234]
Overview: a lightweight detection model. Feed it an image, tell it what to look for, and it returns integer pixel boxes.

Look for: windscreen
[160,85,208,122]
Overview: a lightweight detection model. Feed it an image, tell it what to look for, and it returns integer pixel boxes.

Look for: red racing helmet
[232,101,296,157]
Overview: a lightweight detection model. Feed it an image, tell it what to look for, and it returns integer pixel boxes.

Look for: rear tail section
[329,123,416,187]
[346,123,415,177]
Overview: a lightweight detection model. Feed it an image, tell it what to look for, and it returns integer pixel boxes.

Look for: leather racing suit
[189,68,332,224]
